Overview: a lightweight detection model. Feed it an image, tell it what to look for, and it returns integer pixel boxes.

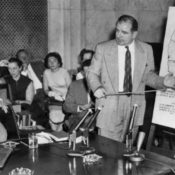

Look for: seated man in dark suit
[16,49,49,129]
[63,59,95,131]
[16,49,45,94]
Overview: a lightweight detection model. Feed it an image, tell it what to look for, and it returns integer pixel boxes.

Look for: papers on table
[36,131,69,144]
[36,131,84,144]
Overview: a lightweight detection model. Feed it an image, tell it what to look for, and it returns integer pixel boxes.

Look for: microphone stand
[67,107,102,157]
[80,107,102,148]
[123,104,138,157]
[68,109,92,151]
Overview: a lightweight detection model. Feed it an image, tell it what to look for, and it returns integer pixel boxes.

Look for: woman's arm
[65,70,72,88]
[43,71,49,96]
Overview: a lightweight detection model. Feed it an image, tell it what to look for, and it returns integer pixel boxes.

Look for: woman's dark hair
[44,52,63,68]
[8,57,23,68]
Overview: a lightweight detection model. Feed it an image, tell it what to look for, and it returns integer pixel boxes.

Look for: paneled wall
[48,0,175,70]
[0,0,48,61]
[0,1,174,69]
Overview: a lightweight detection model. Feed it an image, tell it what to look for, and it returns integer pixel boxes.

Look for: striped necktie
[123,46,132,96]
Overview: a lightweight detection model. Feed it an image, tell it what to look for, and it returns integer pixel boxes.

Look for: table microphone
[79,106,103,132]
[136,131,145,153]
[67,107,103,157]
[124,104,138,157]
[129,131,145,162]
[73,109,93,132]
[128,104,138,132]
[68,109,93,152]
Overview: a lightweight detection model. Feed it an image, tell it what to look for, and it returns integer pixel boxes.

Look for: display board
[152,7,175,128]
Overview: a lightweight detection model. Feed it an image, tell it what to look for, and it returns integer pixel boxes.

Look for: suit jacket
[63,79,95,130]
[63,79,91,116]
[87,39,165,131]
[30,61,45,83]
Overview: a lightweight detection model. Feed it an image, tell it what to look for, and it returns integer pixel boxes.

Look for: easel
[146,7,175,152]
[146,123,175,151]
[146,124,156,151]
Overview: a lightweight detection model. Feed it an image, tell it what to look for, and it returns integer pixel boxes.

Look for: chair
[0,83,12,102]
[161,127,175,150]
[45,97,65,131]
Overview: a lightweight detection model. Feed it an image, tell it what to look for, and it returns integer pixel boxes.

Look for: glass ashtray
[83,153,102,165]
[9,167,34,175]
[1,141,19,149]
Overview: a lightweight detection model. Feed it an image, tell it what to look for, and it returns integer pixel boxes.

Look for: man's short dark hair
[16,49,29,58]
[116,15,138,32]
[79,49,94,62]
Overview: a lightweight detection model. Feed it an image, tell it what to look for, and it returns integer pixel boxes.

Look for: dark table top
[1,134,175,175]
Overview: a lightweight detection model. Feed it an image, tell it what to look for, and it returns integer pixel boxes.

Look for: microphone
[136,131,145,153]
[128,104,138,132]
[124,104,138,156]
[73,109,93,132]
[80,106,103,132]
[129,131,145,162]
[68,107,103,156]
[68,109,93,151]
[79,107,102,148]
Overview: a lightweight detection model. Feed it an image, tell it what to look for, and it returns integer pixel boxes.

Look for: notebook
[6,105,21,141]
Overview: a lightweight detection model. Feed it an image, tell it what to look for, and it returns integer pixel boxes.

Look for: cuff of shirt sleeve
[77,106,82,112]
[94,86,104,93]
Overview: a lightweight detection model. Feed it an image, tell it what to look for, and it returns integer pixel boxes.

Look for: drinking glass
[28,133,38,149]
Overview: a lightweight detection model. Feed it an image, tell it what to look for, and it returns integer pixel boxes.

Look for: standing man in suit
[87,14,175,142]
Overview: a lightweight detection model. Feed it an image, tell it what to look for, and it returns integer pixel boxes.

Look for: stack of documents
[36,131,69,144]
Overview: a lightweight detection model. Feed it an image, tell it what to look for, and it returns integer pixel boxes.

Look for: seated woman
[0,58,40,129]
[4,57,34,107]
[43,52,71,131]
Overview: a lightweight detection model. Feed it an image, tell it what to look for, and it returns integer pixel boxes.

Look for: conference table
[1,133,175,175]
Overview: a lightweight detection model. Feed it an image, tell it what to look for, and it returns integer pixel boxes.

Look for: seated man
[76,49,94,80]
[63,59,95,131]
[16,49,44,94]
[68,49,94,81]
[16,49,49,129]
